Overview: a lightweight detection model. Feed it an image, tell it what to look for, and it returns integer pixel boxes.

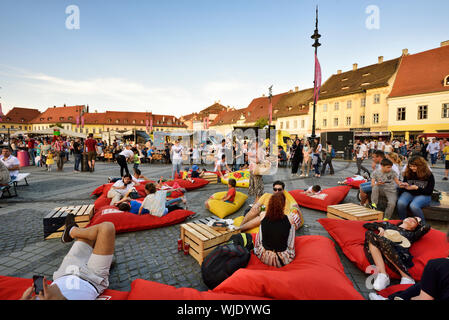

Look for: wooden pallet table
[202,172,218,184]
[327,203,383,221]
[180,216,239,265]
[43,204,94,240]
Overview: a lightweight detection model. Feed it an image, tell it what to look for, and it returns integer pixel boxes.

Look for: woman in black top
[254,192,296,268]
[364,217,430,291]
[290,139,303,177]
[397,156,435,223]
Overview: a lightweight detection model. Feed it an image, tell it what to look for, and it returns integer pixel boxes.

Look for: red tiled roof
[389,45,449,98]
[30,105,85,124]
[243,92,289,124]
[210,108,245,126]
[103,111,187,128]
[199,103,227,115]
[2,107,41,123]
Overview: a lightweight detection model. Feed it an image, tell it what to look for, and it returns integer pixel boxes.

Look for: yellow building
[315,55,402,139]
[388,42,449,140]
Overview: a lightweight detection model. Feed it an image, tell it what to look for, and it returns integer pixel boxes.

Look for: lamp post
[311,6,321,143]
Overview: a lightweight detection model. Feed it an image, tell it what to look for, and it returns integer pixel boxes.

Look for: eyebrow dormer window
[445,75,449,86]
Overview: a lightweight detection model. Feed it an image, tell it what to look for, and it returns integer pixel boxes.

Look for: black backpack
[201,243,251,290]
[228,233,254,251]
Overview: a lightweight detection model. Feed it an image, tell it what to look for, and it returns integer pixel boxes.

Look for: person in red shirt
[27,138,36,166]
[52,137,65,171]
[85,134,97,173]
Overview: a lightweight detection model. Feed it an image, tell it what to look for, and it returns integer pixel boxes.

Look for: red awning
[418,133,449,139]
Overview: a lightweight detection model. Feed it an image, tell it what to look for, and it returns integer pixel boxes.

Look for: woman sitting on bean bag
[364,217,430,291]
[397,156,435,224]
[254,192,296,268]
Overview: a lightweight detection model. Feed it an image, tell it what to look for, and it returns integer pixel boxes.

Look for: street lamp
[311,6,321,144]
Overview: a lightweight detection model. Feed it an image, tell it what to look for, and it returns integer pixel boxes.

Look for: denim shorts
[360,182,372,193]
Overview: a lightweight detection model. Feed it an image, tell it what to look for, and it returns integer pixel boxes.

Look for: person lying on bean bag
[205,178,237,210]
[237,180,303,233]
[117,183,187,216]
[254,192,297,268]
[370,228,449,301]
[363,217,431,292]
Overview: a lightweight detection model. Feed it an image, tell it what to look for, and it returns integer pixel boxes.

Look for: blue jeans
[74,154,82,171]
[172,160,182,179]
[397,192,431,223]
[430,153,438,165]
[360,182,372,194]
[28,149,36,165]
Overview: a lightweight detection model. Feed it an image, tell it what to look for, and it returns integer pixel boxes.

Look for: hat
[383,230,411,248]
[192,165,199,172]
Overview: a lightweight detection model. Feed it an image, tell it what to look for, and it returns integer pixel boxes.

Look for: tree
[254,118,268,129]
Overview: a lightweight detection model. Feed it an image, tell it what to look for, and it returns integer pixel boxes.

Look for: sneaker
[369,292,388,301]
[61,214,79,244]
[383,218,389,221]
[443,177,448,181]
[400,277,415,285]
[368,203,377,210]
[373,273,390,291]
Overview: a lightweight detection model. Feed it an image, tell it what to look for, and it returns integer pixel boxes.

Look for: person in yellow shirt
[443,141,449,181]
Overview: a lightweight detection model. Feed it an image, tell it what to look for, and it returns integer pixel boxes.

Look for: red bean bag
[0,275,129,300]
[212,235,364,300]
[343,177,367,189]
[91,183,111,197]
[88,205,195,234]
[127,279,270,300]
[163,178,209,191]
[378,284,414,299]
[318,218,449,281]
[289,186,351,212]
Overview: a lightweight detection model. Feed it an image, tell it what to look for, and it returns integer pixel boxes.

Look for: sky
[0,0,448,116]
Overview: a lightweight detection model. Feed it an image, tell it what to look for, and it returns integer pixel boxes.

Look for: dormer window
[445,75,449,86]
[362,73,371,77]
[115,120,119,124]
[341,78,348,82]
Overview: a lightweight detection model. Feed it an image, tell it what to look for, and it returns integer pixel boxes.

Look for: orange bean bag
[0,275,129,300]
[127,279,270,300]
[88,205,194,234]
[212,235,364,300]
[288,186,351,212]
[318,218,449,281]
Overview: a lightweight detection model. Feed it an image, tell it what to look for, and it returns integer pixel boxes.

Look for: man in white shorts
[20,216,115,300]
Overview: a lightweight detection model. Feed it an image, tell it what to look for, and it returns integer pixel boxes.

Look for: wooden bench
[423,192,449,222]
[180,216,239,265]
[43,205,94,240]
[327,203,384,221]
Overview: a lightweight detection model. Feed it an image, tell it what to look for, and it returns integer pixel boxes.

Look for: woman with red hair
[253,192,296,268]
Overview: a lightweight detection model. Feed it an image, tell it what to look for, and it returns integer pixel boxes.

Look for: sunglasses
[273,188,283,192]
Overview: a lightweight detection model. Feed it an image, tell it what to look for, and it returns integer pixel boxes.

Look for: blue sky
[0,0,448,116]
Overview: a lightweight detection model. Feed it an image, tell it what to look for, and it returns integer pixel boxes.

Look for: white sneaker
[373,273,390,291]
[400,277,415,285]
[369,292,388,301]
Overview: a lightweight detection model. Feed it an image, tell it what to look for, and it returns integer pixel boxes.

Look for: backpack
[228,233,254,251]
[331,147,336,158]
[201,243,251,290]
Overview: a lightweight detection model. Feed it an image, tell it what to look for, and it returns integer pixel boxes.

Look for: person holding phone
[20,217,116,300]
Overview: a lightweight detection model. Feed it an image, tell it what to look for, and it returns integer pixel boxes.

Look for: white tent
[23,127,87,139]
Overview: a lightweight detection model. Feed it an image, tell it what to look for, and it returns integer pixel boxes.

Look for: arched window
[445,75,449,86]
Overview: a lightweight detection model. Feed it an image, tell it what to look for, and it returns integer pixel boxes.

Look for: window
[334,102,339,111]
[360,115,365,125]
[374,94,380,104]
[293,120,298,129]
[301,120,305,128]
[323,119,327,127]
[133,120,136,124]
[445,75,449,86]
[115,120,119,124]
[280,122,283,129]
[418,105,428,120]
[334,118,339,127]
[347,100,352,109]
[286,121,289,129]
[443,103,449,118]
[93,129,96,134]
[75,128,78,133]
[19,126,22,130]
[346,116,351,126]
[80,128,83,133]
[322,104,328,112]
[397,107,406,121]
[373,113,379,124]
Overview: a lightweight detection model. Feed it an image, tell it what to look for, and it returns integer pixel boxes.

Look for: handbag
[128,189,140,199]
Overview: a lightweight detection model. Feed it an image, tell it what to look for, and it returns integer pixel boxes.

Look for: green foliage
[254,118,268,129]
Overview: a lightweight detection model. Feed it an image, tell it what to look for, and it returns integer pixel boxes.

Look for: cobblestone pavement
[0,159,448,299]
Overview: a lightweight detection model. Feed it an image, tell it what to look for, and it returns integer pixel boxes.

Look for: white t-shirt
[171,145,183,161]
[377,142,385,151]
[52,275,98,300]
[316,144,322,153]
[119,149,134,159]
[216,144,226,159]
[141,190,167,217]
[369,141,375,149]
[132,176,145,183]
[0,155,20,178]
[427,142,440,154]
[112,180,135,196]
[394,141,400,149]
[384,144,394,153]
[356,144,367,158]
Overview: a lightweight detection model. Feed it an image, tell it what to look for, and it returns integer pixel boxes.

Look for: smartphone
[33,275,44,294]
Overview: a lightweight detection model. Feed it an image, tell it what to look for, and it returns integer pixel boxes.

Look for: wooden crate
[327,203,383,221]
[180,217,239,265]
[202,172,218,184]
[43,205,94,240]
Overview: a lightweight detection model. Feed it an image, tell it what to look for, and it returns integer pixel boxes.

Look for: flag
[313,53,322,103]
[76,115,80,128]
[81,116,85,128]
[150,118,153,132]
[146,119,149,132]
[203,117,207,129]
[206,117,209,129]
[0,103,3,122]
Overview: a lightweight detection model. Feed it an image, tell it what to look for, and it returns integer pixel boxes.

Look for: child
[305,185,321,195]
[369,158,401,220]
[139,183,186,216]
[132,148,141,170]
[46,151,54,171]
[205,178,237,209]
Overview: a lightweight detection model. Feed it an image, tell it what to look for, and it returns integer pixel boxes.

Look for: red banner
[314,53,322,103]
[0,103,3,122]
[146,119,149,132]
[76,115,80,128]
[81,116,85,128]
[150,118,153,132]
[268,100,273,125]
